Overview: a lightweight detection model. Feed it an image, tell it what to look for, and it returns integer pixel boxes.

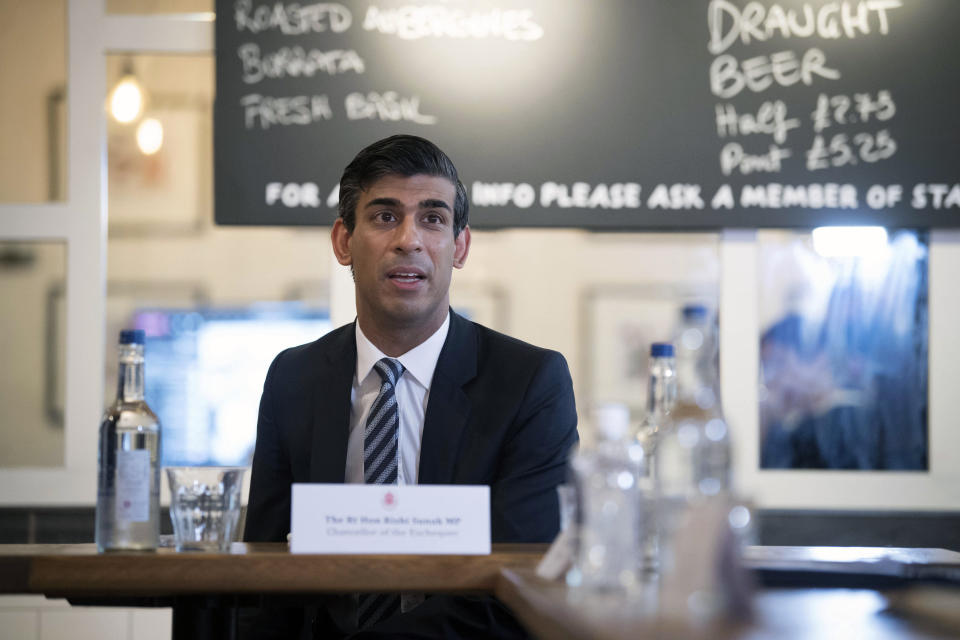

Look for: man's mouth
[387,270,426,283]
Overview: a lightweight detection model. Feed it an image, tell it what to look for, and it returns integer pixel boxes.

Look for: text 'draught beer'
[96,329,161,551]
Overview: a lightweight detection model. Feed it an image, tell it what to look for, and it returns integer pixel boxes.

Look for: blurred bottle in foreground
[656,314,731,568]
[675,303,718,397]
[655,304,752,621]
[632,342,677,572]
[567,403,645,592]
[635,343,678,452]
[96,330,161,552]
[659,303,728,501]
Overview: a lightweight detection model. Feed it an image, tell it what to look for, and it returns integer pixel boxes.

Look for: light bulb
[812,226,888,258]
[136,118,163,155]
[110,77,143,123]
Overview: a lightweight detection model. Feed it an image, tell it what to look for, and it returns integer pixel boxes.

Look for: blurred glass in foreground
[567,403,645,592]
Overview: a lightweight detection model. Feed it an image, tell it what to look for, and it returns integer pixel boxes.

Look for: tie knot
[373,358,404,386]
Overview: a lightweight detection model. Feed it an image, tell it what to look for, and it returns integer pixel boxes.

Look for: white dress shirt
[344,313,450,485]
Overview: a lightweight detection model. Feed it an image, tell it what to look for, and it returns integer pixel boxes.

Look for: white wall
[0,0,66,203]
[0,596,170,640]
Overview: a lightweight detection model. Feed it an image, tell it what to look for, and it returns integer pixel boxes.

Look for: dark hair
[338,135,469,237]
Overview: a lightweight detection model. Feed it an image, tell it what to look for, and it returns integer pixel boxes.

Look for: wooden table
[495,551,960,640]
[0,542,544,595]
[5,543,960,639]
[0,542,545,639]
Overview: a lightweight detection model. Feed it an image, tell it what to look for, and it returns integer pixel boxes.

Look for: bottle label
[116,449,150,522]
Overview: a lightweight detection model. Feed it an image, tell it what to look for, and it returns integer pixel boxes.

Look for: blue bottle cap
[650,342,674,357]
[119,329,145,344]
[682,304,709,320]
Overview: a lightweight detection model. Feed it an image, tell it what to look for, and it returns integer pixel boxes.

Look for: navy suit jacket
[243,310,578,638]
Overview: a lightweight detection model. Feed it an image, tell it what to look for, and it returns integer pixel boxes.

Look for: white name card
[290,484,491,555]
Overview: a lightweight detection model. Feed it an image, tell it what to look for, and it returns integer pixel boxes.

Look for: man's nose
[393,216,422,252]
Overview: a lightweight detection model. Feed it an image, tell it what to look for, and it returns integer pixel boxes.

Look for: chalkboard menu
[214,0,960,229]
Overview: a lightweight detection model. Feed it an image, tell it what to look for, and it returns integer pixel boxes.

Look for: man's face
[332,174,470,337]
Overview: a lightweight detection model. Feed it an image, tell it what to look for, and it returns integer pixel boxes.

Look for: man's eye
[375,211,396,222]
[424,213,445,224]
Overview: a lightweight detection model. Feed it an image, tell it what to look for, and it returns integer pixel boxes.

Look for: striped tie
[358,357,404,629]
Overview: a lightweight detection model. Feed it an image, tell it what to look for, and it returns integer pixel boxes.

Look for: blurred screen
[131,304,330,466]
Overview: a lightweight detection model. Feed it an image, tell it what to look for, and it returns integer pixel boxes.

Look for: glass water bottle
[95,329,161,551]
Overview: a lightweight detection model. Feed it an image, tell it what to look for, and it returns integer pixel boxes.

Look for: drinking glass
[165,466,245,552]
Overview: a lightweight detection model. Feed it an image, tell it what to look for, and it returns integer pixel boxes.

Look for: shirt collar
[354,312,450,389]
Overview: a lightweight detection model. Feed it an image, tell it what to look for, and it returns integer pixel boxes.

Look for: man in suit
[243,135,578,638]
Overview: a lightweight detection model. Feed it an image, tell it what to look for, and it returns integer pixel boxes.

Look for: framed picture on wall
[756,229,929,472]
[451,282,509,333]
[580,284,716,427]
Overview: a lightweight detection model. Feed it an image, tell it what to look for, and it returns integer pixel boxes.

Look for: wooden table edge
[0,543,548,597]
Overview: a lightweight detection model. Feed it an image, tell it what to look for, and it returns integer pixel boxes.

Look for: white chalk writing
[805,130,896,170]
[241,94,333,129]
[721,143,792,176]
[363,5,543,41]
[238,44,365,84]
[234,0,351,35]
[345,92,437,124]
[538,182,642,209]
[739,183,858,208]
[911,184,960,209]
[715,100,800,144]
[708,0,903,55]
[706,0,902,188]
[266,182,322,207]
[811,90,895,132]
[472,182,537,208]
[711,47,840,98]
[711,184,735,209]
[459,181,960,212]
[864,184,902,208]
[646,184,705,210]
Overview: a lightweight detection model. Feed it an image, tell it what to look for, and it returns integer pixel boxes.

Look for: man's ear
[453,225,471,269]
[331,218,353,266]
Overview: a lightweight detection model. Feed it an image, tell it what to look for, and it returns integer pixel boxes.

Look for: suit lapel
[309,323,356,483]
[419,311,477,485]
